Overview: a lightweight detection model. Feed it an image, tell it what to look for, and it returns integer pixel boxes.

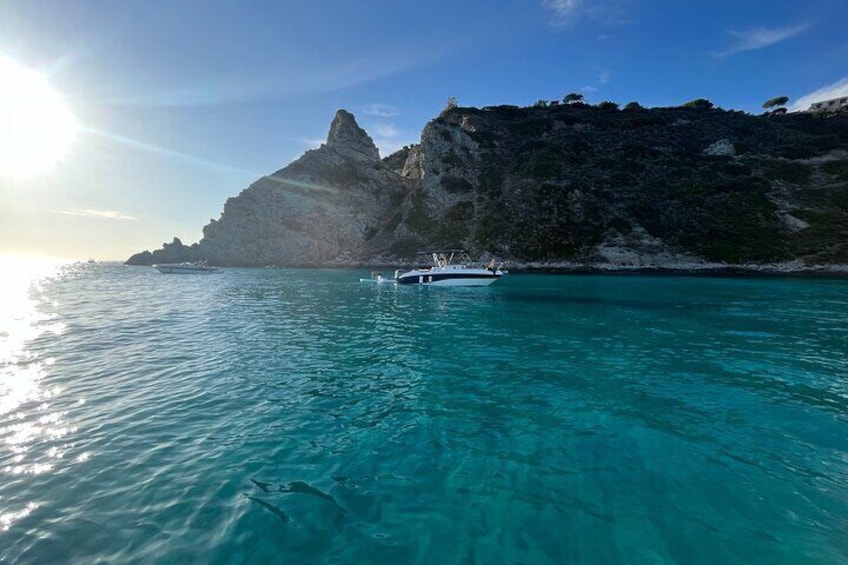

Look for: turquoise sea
[1,261,847,564]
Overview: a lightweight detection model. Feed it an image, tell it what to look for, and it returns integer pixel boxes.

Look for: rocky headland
[127,102,848,273]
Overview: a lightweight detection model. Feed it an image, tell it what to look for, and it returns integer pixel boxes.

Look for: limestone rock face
[325,109,380,161]
[128,110,404,267]
[703,138,736,156]
[401,145,424,180]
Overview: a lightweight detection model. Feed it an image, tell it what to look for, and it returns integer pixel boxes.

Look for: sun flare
[0,55,79,179]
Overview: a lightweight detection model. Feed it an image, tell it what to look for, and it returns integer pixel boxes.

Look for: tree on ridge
[762,96,790,110]
[563,92,584,104]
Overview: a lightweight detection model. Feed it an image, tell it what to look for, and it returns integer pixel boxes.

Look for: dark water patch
[245,495,289,523]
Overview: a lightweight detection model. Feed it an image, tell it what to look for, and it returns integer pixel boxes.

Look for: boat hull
[396,268,503,287]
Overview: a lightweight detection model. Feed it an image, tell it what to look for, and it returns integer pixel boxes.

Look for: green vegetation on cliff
[416,102,848,265]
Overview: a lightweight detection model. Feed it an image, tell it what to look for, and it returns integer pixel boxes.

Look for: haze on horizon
[1,0,846,261]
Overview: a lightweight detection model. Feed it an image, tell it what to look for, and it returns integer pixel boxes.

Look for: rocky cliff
[127,103,848,271]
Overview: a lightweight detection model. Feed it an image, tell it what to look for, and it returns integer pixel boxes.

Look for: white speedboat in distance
[395,250,506,287]
[153,261,221,274]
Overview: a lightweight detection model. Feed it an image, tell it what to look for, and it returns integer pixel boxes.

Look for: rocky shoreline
[510,263,848,276]
[333,257,848,277]
[506,259,848,275]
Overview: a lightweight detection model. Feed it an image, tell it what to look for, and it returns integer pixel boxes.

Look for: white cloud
[55,209,137,221]
[543,0,632,27]
[715,23,810,57]
[361,104,399,118]
[543,0,581,25]
[599,70,612,84]
[792,77,848,111]
[374,123,399,138]
[373,138,414,160]
[297,137,325,149]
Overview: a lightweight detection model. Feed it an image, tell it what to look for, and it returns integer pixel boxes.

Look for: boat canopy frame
[416,249,474,268]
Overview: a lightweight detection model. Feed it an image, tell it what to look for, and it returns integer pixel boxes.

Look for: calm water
[1,261,847,564]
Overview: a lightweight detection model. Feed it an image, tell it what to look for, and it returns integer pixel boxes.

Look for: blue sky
[1,0,846,260]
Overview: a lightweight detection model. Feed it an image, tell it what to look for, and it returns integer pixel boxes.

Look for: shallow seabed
[1,262,847,564]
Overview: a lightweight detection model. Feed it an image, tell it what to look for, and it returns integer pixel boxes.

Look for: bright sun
[0,55,79,179]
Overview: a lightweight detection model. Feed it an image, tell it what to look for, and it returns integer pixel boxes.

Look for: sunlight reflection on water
[0,257,71,529]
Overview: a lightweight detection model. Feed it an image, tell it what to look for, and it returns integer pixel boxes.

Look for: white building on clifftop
[809,96,848,112]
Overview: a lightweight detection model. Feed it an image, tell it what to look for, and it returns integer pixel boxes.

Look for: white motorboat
[153,261,221,274]
[395,250,506,287]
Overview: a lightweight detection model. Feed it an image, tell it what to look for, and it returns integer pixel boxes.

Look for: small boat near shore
[153,261,221,274]
[360,272,397,284]
[395,250,506,286]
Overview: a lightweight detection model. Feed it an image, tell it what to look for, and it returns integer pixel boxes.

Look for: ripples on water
[1,262,847,563]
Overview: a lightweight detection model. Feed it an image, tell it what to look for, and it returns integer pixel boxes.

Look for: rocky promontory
[127,102,848,271]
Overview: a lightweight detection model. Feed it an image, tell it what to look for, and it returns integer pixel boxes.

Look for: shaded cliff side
[127,103,848,270]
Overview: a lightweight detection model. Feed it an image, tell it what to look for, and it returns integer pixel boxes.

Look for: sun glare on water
[0,55,79,179]
[0,256,67,412]
[0,257,73,530]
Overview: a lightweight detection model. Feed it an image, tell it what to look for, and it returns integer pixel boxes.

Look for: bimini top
[417,249,473,266]
[416,249,468,255]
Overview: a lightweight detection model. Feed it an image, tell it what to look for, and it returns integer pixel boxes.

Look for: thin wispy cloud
[543,0,581,26]
[84,126,258,177]
[297,138,325,150]
[93,40,465,108]
[374,124,399,138]
[96,57,402,107]
[361,104,399,118]
[55,209,137,221]
[369,121,412,159]
[715,23,810,57]
[542,0,631,27]
[792,77,848,112]
[285,35,476,98]
[373,139,414,160]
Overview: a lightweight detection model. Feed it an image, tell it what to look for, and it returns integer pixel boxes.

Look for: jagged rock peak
[326,109,380,161]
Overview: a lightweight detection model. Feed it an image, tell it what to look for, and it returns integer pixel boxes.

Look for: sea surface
[1,260,847,564]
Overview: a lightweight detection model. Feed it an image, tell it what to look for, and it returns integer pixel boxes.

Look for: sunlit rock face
[704,138,736,156]
[128,110,405,267]
[194,111,404,267]
[128,103,848,270]
[325,109,380,162]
